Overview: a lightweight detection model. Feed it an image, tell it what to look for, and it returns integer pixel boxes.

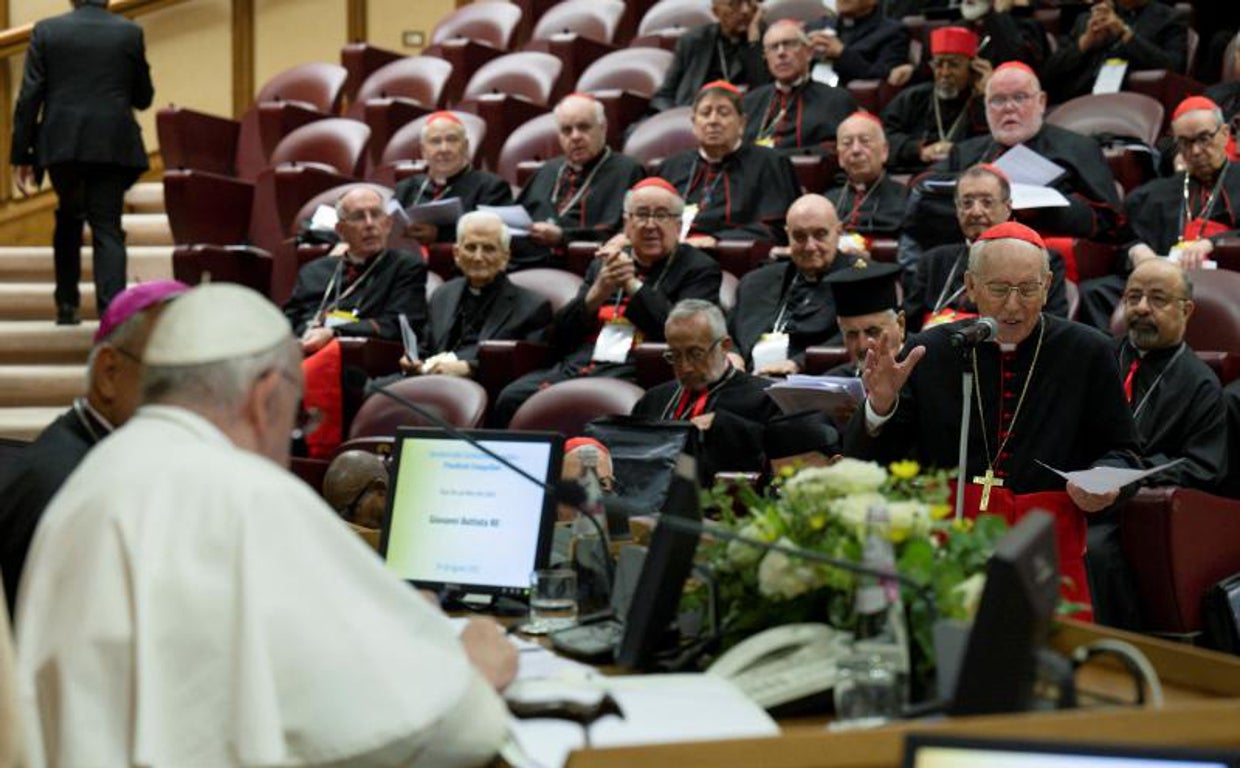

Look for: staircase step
[0,322,95,364]
[0,365,85,407]
[0,284,97,321]
[125,182,164,213]
[84,213,173,247]
[0,407,65,441]
[0,246,173,282]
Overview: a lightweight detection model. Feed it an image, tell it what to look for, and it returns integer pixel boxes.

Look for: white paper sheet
[1009,182,1071,210]
[404,196,464,227]
[993,144,1067,187]
[308,204,337,231]
[398,313,419,360]
[1036,458,1185,495]
[479,204,535,236]
[765,375,865,415]
[1091,58,1128,95]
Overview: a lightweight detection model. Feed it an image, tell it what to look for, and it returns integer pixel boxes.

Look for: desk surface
[562,620,1240,768]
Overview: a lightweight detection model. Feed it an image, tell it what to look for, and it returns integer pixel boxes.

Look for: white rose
[829,492,887,533]
[726,521,770,567]
[954,573,987,617]
[756,539,822,599]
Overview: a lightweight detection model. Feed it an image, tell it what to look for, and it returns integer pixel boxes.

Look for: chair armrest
[337,337,406,377]
[710,240,772,278]
[1120,487,1240,635]
[172,245,273,296]
[157,106,242,176]
[803,346,850,375]
[256,101,332,162]
[477,340,551,405]
[634,343,673,389]
[162,169,255,246]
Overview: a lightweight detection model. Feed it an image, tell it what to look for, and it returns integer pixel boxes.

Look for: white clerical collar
[699,140,744,163]
[998,342,1017,352]
[775,74,811,93]
[79,397,116,433]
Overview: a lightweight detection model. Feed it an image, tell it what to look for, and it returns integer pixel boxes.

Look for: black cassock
[844,314,1141,489]
[904,242,1070,333]
[631,368,779,482]
[659,144,800,243]
[807,11,908,86]
[825,174,908,237]
[742,80,857,150]
[393,167,512,245]
[282,248,428,340]
[881,85,988,171]
[1205,81,1240,126]
[420,274,551,365]
[513,149,645,269]
[1116,339,1228,491]
[728,255,865,366]
[934,125,1122,240]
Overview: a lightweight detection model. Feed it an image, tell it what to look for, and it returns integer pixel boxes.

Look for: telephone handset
[706,623,852,710]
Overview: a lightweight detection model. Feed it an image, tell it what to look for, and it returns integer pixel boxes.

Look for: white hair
[554,94,606,126]
[667,299,726,337]
[334,185,391,218]
[456,210,511,249]
[967,237,1050,275]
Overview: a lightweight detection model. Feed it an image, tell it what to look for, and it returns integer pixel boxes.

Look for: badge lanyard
[312,252,387,326]
[1128,343,1187,422]
[1179,162,1230,241]
[931,252,967,314]
[552,147,611,219]
[682,157,728,209]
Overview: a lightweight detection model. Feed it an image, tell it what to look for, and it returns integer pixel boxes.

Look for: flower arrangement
[700,458,1010,682]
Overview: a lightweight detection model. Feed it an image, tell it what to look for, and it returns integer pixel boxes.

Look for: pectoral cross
[972,469,1005,512]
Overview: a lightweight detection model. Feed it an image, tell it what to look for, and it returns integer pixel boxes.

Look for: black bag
[583,416,699,514]
[1201,571,1240,654]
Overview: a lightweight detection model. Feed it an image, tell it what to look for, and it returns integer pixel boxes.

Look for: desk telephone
[706,623,852,710]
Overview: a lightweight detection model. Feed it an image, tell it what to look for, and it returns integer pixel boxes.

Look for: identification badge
[592,318,637,363]
[1168,242,1219,270]
[1091,58,1127,95]
[811,62,839,87]
[680,203,699,241]
[324,309,358,328]
[751,332,791,371]
[754,136,775,148]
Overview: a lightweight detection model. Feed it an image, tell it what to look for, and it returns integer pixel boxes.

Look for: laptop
[379,427,562,604]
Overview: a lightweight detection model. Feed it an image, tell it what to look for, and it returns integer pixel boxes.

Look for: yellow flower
[778,464,797,480]
[930,503,952,521]
[809,512,827,530]
[889,460,920,481]
[952,517,974,533]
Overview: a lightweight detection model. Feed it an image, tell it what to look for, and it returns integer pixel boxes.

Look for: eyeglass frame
[625,208,681,225]
[662,336,725,365]
[985,92,1036,110]
[979,280,1046,301]
[1174,124,1225,153]
[1121,290,1190,311]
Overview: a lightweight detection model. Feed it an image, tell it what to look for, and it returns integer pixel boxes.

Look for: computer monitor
[378,427,562,599]
[948,510,1060,716]
[904,734,1240,768]
[614,453,704,670]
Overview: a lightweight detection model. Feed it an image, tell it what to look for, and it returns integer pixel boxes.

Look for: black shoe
[55,305,80,326]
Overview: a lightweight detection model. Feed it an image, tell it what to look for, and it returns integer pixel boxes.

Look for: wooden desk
[563,620,1240,768]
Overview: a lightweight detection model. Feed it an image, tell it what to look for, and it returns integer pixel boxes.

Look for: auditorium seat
[576,47,675,147]
[349,57,454,171]
[158,63,348,181]
[1108,268,1240,353]
[370,110,486,188]
[476,339,553,407]
[1120,487,1240,639]
[1046,92,1163,194]
[630,0,714,49]
[1124,69,1206,134]
[1195,351,1240,386]
[457,51,565,172]
[788,152,840,194]
[761,0,830,23]
[496,112,561,190]
[423,2,525,105]
[348,375,489,439]
[868,238,899,265]
[1211,237,1240,273]
[524,0,625,90]
[710,240,772,278]
[337,337,416,433]
[507,268,583,313]
[1043,237,1119,283]
[635,343,674,388]
[803,346,851,375]
[508,378,645,435]
[340,43,405,106]
[172,245,273,296]
[622,106,696,173]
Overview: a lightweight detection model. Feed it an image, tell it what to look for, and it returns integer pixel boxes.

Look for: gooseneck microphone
[343,368,615,581]
[949,316,999,349]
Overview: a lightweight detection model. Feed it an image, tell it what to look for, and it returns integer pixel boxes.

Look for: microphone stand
[362,377,615,592]
[954,356,973,525]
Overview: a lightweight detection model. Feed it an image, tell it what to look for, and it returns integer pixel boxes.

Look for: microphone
[949,316,999,349]
[344,368,615,583]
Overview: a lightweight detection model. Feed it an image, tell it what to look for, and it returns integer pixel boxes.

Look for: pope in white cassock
[14,283,515,767]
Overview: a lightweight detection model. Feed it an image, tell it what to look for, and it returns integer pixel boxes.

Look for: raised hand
[861,332,926,417]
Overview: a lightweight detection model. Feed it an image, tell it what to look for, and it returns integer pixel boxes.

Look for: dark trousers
[47,163,133,316]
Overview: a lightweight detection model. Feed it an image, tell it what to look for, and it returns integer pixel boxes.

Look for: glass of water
[525,568,578,635]
[832,652,903,728]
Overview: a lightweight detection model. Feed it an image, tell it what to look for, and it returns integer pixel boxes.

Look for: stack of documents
[993,144,1071,210]
[765,375,865,414]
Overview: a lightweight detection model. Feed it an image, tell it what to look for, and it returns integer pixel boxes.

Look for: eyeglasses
[627,209,680,224]
[982,281,1044,301]
[763,39,804,53]
[339,207,387,223]
[1121,290,1188,310]
[986,92,1035,109]
[956,195,1007,211]
[1174,125,1224,153]
[662,336,724,364]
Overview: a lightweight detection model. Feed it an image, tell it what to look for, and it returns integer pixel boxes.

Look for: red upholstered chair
[424,3,524,105]
[847,80,881,114]
[710,240,773,278]
[1211,237,1240,273]
[508,377,645,435]
[868,238,899,264]
[457,51,565,172]
[788,152,839,194]
[349,57,454,171]
[1123,69,1206,134]
[635,0,714,40]
[635,342,674,388]
[524,0,624,92]
[340,43,405,106]
[158,63,348,182]
[622,106,695,173]
[369,110,486,187]
[1045,93,1163,194]
[1195,351,1240,386]
[476,340,553,408]
[348,375,489,439]
[507,268,583,313]
[803,346,851,374]
[576,47,675,147]
[1108,269,1240,353]
[496,112,561,190]
[762,0,831,23]
[172,245,273,296]
[1119,487,1240,638]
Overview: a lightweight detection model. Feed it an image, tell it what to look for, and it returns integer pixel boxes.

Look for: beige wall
[254,0,346,90]
[369,0,457,54]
